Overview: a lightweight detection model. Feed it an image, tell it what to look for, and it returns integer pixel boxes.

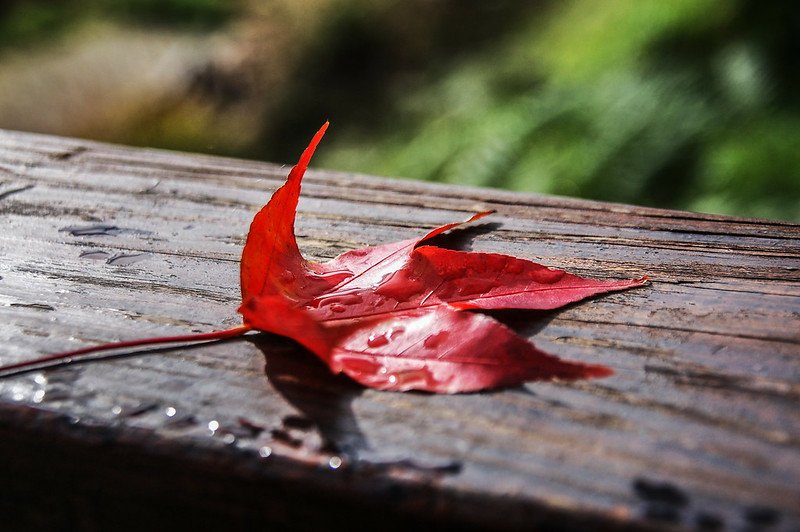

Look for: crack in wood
[0,183,34,201]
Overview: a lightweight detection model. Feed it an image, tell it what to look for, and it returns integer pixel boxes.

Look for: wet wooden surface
[1,128,799,531]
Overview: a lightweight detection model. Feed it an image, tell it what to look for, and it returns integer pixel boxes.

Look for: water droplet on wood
[106,253,149,266]
[79,250,111,260]
[61,224,122,236]
[59,224,153,237]
[9,302,54,311]
[258,446,273,458]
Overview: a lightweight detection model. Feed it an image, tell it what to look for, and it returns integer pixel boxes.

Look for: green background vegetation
[1,0,798,221]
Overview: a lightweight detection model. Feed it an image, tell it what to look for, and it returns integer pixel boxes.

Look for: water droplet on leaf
[375,269,426,300]
[367,333,389,348]
[424,331,449,349]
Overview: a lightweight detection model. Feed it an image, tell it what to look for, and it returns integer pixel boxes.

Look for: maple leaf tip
[469,210,495,222]
[589,365,614,378]
[293,122,329,174]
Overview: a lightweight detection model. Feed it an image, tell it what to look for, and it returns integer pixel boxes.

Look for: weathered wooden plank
[1,128,799,530]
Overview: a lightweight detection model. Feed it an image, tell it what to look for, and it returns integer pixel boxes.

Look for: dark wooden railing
[1,129,798,530]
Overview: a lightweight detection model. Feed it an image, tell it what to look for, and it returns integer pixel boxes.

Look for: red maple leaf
[238,122,646,392]
[1,123,646,393]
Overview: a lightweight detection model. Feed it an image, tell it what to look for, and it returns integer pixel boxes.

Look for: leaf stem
[0,325,252,374]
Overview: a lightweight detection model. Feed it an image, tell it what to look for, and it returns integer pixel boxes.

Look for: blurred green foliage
[0,1,79,49]
[1,0,798,221]
[0,0,231,48]
[314,0,800,221]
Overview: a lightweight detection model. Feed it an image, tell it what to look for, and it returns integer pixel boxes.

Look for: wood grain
[1,129,798,531]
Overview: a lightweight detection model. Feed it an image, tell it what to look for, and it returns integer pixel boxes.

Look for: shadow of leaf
[248,334,369,458]
[423,221,502,252]
[482,309,558,337]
